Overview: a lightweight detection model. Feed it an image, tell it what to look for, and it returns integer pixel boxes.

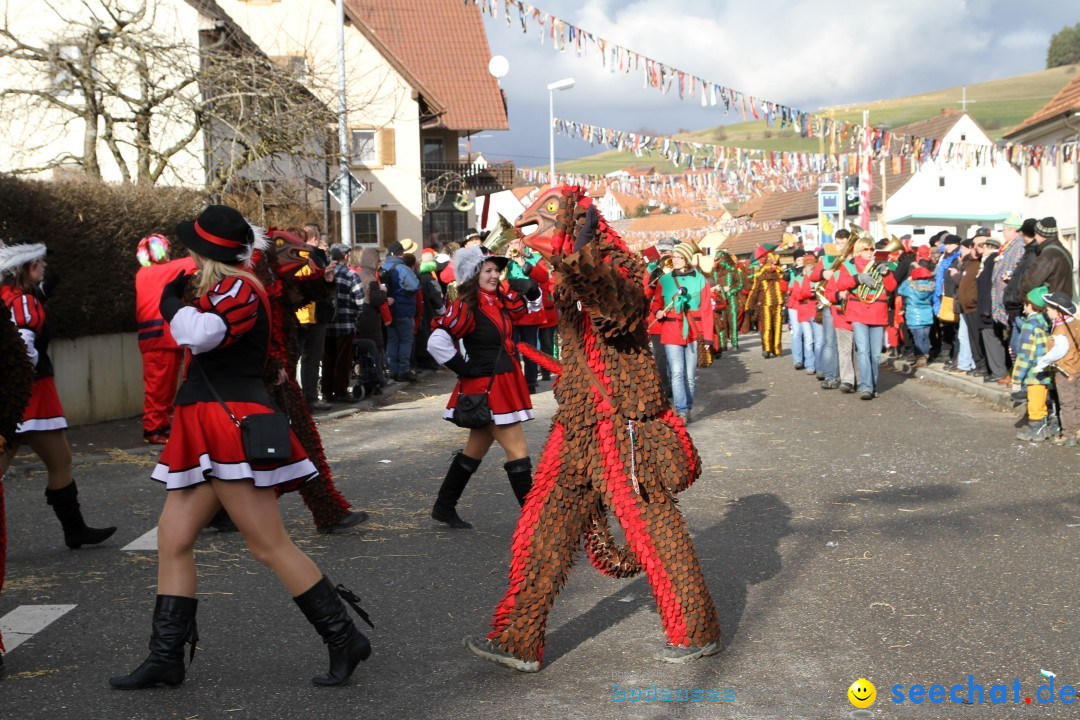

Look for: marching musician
[835,237,897,400]
[644,237,677,398]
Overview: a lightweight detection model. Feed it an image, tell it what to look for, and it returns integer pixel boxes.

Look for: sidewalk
[885,356,1013,411]
[7,369,452,474]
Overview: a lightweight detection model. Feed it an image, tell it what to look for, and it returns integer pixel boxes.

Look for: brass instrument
[854,235,904,304]
[813,226,861,307]
[648,256,674,288]
[481,213,519,256]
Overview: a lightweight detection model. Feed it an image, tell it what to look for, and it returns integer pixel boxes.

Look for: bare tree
[0,0,335,191]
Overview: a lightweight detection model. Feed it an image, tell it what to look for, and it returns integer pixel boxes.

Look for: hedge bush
[0,176,206,338]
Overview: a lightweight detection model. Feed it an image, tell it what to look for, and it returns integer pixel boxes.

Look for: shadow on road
[543,493,792,664]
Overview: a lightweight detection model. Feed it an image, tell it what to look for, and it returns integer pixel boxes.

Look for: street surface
[1,333,1076,719]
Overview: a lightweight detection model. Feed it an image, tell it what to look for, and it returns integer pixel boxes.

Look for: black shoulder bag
[194,359,292,463]
[450,313,507,429]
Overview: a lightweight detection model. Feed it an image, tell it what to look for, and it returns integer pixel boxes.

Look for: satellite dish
[488,55,509,79]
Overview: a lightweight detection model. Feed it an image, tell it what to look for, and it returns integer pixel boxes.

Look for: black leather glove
[159,270,190,323]
[443,354,483,377]
[573,205,599,253]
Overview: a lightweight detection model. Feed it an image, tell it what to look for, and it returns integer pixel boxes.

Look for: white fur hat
[0,239,47,277]
[453,246,508,285]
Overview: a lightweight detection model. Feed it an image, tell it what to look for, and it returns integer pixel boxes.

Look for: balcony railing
[422,161,515,194]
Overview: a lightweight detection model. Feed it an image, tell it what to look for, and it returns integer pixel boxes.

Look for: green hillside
[551,65,1077,176]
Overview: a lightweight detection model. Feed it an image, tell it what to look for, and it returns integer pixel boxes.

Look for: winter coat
[957,255,980,314]
[380,255,420,319]
[1020,237,1074,299]
[1003,241,1038,315]
[933,249,961,315]
[897,277,935,327]
[974,252,997,329]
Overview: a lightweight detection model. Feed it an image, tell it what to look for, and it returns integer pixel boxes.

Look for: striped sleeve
[502,290,527,318]
[10,292,44,334]
[202,276,260,348]
[172,276,261,353]
[432,299,475,340]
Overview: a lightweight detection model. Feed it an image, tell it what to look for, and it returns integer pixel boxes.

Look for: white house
[1002,70,1080,263]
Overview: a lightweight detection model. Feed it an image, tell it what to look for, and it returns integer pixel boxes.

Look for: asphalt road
[1,333,1076,720]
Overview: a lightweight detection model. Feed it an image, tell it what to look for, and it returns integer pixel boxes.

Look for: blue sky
[469,0,1077,168]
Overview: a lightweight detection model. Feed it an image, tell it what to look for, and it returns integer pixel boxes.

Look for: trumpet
[812,226,861,307]
[647,256,674,288]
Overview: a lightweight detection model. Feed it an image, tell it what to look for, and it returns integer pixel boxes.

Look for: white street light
[547,77,575,186]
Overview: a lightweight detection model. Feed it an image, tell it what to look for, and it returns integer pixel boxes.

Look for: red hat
[916,245,931,260]
[910,266,933,280]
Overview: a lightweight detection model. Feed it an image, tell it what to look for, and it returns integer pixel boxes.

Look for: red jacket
[511,261,550,327]
[794,274,818,323]
[834,256,896,326]
[649,272,714,346]
[135,257,198,352]
[823,274,853,331]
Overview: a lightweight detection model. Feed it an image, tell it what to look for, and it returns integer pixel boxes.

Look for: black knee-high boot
[431,452,481,529]
[293,576,373,686]
[109,595,198,690]
[504,457,533,507]
[45,481,116,549]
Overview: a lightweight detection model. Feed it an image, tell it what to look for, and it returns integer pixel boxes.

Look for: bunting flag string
[467,0,1079,169]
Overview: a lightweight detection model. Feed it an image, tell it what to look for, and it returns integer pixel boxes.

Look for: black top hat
[1044,291,1077,316]
[176,205,257,265]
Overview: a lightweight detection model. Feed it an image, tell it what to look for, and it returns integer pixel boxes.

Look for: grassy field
[549,65,1078,176]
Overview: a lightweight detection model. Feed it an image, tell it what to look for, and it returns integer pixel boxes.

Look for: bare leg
[156,484,221,597]
[212,479,321,596]
[463,425,495,460]
[490,422,528,461]
[22,430,73,490]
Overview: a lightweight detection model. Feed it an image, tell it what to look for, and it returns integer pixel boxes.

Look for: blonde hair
[853,238,874,253]
[191,253,262,297]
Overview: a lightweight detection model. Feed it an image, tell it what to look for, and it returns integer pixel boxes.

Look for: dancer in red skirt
[426,246,538,529]
[110,205,372,690]
[0,238,117,549]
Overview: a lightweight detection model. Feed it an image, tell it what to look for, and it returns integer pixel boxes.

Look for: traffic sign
[329,171,365,207]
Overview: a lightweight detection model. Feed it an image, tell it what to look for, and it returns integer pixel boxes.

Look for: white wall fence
[50,333,144,426]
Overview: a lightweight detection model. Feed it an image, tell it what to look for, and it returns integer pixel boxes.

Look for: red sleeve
[502,290,527,318]
[697,282,714,342]
[650,283,664,315]
[835,264,857,292]
[432,299,476,340]
[882,270,898,293]
[527,262,550,284]
[196,276,261,349]
[379,303,392,325]
[10,292,44,334]
[808,260,824,283]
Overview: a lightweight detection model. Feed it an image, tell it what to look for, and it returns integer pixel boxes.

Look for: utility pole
[336,0,352,245]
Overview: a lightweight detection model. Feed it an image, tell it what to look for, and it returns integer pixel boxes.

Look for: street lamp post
[547,78,575,187]
[335,0,351,246]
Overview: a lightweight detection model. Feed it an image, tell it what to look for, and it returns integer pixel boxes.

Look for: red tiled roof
[1006,70,1080,138]
[892,109,963,142]
[345,0,508,132]
[720,227,787,257]
[611,213,711,234]
[611,192,648,213]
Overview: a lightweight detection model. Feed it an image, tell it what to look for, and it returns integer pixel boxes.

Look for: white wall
[474,190,526,231]
[215,0,423,247]
[1012,122,1080,262]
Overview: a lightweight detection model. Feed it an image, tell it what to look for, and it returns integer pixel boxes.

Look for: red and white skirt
[444,371,534,426]
[16,376,67,434]
[151,401,317,491]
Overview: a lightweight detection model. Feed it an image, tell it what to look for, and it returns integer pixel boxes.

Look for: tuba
[854,235,904,304]
[481,213,519,256]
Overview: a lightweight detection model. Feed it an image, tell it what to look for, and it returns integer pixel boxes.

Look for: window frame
[349,128,378,167]
[352,210,380,247]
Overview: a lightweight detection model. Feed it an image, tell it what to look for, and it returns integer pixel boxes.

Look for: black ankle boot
[431,452,481,529]
[504,457,533,507]
[109,595,198,690]
[294,577,373,686]
[45,481,117,549]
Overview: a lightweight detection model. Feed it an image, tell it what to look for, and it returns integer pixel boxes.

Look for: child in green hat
[1012,286,1057,442]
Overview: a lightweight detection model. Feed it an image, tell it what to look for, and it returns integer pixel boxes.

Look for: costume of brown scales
[250,250,353,528]
[486,186,720,666]
[746,259,784,356]
[0,310,35,652]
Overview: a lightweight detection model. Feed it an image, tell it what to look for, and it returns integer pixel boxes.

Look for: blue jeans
[852,323,884,393]
[910,325,931,356]
[788,309,803,366]
[386,316,415,375]
[798,320,822,373]
[1009,315,1024,359]
[664,342,698,415]
[820,309,839,381]
[957,314,974,371]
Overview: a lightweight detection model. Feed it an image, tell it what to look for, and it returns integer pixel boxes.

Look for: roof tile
[346,0,508,132]
[1006,70,1080,137]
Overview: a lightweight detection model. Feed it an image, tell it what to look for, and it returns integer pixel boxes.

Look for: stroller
[351,337,384,400]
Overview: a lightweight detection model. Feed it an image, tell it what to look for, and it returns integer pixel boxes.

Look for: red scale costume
[466,186,720,671]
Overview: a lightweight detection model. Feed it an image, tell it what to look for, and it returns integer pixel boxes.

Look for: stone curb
[888,359,1013,411]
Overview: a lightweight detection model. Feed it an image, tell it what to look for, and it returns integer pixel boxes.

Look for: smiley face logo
[848,678,876,708]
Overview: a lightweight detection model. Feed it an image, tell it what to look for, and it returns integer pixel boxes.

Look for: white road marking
[0,604,77,653]
[122,526,158,551]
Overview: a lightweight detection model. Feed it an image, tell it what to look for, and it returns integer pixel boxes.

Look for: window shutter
[381,210,397,248]
[379,128,396,166]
